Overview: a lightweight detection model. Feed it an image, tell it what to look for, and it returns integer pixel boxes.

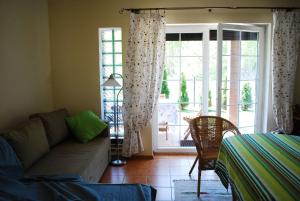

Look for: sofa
[0,129,156,201]
[0,108,111,183]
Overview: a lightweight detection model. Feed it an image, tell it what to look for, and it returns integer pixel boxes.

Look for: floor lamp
[102,73,127,166]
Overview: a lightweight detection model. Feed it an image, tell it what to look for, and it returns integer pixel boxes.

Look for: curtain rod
[119,6,300,14]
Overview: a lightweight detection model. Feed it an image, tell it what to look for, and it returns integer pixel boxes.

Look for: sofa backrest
[1,119,50,170]
[30,108,70,147]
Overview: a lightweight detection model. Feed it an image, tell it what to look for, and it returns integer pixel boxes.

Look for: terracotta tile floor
[100,154,221,201]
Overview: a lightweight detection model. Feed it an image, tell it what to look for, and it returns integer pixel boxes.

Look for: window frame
[99,27,123,138]
[165,25,215,114]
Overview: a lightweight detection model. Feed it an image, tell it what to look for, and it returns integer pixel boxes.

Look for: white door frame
[153,24,217,153]
[153,23,267,153]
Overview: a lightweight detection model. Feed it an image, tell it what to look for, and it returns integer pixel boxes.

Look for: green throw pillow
[65,110,107,143]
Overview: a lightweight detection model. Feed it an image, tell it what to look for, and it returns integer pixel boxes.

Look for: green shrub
[208,90,212,107]
[241,82,252,111]
[161,68,170,98]
[179,73,189,110]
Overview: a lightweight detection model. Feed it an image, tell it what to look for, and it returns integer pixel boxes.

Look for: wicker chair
[189,116,241,197]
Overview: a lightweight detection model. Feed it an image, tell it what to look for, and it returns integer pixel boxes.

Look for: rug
[173,180,232,201]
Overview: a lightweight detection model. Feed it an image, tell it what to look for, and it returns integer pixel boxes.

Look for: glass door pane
[158,31,203,148]
[218,24,261,134]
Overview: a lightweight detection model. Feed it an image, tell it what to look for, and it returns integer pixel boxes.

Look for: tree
[208,90,212,107]
[241,82,252,111]
[161,68,170,99]
[179,73,189,110]
[222,76,228,110]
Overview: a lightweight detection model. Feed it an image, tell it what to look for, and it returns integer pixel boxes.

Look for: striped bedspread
[215,133,300,201]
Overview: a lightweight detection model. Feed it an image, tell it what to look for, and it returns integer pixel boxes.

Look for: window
[156,24,268,150]
[99,28,123,137]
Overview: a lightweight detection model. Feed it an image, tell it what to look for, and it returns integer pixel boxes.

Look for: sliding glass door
[155,24,266,151]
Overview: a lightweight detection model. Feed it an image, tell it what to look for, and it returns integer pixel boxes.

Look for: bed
[215,133,300,201]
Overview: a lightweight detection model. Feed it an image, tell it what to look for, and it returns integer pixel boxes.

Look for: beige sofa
[1,109,111,183]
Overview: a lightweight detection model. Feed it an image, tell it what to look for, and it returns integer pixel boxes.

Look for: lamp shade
[102,74,121,87]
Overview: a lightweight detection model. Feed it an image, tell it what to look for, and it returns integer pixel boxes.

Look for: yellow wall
[0,0,53,130]
[48,0,300,155]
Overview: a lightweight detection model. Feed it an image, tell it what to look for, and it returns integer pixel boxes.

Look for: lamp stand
[110,75,127,166]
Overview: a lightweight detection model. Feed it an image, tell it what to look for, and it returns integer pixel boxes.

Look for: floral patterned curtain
[122,11,166,157]
[272,10,300,134]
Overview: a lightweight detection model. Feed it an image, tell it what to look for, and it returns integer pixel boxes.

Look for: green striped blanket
[215,133,300,201]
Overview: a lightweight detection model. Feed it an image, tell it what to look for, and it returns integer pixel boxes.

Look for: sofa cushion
[65,110,107,143]
[26,133,110,182]
[2,119,50,170]
[30,108,70,147]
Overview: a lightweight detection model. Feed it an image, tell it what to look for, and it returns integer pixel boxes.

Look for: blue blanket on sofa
[0,175,156,201]
[0,137,156,201]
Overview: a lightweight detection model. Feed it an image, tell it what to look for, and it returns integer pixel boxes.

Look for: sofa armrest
[100,121,110,138]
